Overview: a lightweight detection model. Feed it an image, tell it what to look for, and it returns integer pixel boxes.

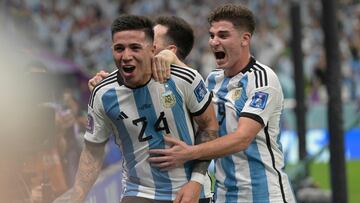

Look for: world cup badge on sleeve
[86,114,94,134]
[250,91,269,110]
[161,90,176,108]
[194,80,207,102]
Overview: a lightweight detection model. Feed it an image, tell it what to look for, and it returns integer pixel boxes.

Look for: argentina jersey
[84,66,212,201]
[206,57,296,203]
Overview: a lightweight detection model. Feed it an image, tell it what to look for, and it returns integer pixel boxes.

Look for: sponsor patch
[194,81,207,102]
[250,91,268,110]
[161,90,176,108]
[86,114,94,134]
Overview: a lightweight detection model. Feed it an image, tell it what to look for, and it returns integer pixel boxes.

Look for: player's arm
[70,140,106,202]
[187,116,261,160]
[88,71,109,92]
[173,104,218,203]
[149,116,260,169]
[53,140,106,203]
[181,86,281,160]
[54,88,111,202]
[151,71,218,171]
[149,85,281,167]
[152,49,187,83]
[190,103,218,174]
[171,101,218,203]
[155,105,218,172]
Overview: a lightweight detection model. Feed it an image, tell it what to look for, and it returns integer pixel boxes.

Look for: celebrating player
[54,15,218,203]
[149,4,296,203]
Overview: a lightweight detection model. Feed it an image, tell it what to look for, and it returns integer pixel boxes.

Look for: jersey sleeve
[240,86,283,126]
[183,69,212,116]
[84,94,112,143]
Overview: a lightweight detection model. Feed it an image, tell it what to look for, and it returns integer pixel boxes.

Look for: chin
[215,62,227,69]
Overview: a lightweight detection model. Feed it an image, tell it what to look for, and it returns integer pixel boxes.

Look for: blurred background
[0,0,359,202]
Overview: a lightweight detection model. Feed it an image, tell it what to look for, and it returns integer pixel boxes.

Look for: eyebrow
[209,30,230,35]
[217,30,230,35]
[112,42,143,47]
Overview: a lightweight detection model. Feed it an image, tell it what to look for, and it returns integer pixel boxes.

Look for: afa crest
[161,90,176,108]
[230,87,242,100]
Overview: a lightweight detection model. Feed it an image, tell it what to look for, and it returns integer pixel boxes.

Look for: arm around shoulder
[193,116,262,160]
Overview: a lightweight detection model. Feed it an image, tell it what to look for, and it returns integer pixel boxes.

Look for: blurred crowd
[2,0,360,105]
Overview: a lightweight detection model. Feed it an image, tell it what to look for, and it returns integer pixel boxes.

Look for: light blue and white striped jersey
[84,65,212,201]
[207,57,296,203]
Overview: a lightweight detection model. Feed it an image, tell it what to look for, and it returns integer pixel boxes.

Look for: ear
[150,44,156,53]
[241,32,251,47]
[167,45,177,55]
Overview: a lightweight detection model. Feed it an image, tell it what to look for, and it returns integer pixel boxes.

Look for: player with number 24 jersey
[85,65,212,201]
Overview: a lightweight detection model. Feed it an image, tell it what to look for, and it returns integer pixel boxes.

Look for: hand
[88,70,109,92]
[151,50,173,83]
[148,136,194,170]
[174,181,202,203]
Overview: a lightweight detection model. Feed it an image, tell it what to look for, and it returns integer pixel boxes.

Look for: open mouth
[214,51,226,60]
[123,65,135,73]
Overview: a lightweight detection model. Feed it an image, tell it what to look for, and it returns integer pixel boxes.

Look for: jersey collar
[241,56,256,74]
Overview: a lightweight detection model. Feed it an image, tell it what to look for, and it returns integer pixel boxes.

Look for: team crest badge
[230,87,242,100]
[161,90,176,108]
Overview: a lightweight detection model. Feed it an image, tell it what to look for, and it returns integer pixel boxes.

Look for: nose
[209,37,220,47]
[121,48,132,62]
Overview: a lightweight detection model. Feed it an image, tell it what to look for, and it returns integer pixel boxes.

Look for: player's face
[153,24,169,54]
[112,30,154,88]
[208,20,246,71]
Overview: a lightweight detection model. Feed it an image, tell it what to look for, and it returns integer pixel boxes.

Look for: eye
[209,33,214,39]
[218,33,228,39]
[113,45,124,52]
[130,45,142,52]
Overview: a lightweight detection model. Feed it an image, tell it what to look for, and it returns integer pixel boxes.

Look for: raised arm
[88,71,109,92]
[152,49,187,83]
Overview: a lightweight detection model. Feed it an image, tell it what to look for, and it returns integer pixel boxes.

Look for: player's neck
[123,74,152,89]
[224,54,251,77]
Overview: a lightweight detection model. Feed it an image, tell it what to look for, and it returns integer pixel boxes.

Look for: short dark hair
[208,4,255,35]
[155,16,194,60]
[111,14,154,42]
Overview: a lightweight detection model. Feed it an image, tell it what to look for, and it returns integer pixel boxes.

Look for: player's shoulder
[246,58,280,88]
[206,68,223,81]
[208,68,223,75]
[254,60,278,78]
[170,64,201,85]
[89,70,119,108]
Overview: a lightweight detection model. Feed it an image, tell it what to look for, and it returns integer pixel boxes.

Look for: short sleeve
[240,86,282,126]
[84,95,111,143]
[184,70,212,116]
